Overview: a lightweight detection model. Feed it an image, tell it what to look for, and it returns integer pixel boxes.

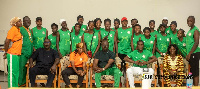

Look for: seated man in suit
[29,39,59,87]
[93,38,122,88]
[124,40,157,88]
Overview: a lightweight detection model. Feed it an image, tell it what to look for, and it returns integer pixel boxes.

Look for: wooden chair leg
[35,83,37,87]
[58,80,60,88]
[54,81,56,88]
[26,80,29,87]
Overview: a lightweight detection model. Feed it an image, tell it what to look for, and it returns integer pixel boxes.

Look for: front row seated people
[61,43,88,88]
[93,38,123,88]
[29,39,60,87]
[124,40,157,88]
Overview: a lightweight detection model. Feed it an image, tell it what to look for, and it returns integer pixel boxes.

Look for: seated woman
[61,43,88,88]
[163,44,184,87]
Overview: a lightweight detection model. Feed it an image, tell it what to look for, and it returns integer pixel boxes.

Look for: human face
[61,21,67,29]
[135,26,141,34]
[102,41,109,51]
[114,21,119,28]
[144,30,150,37]
[121,20,128,27]
[78,18,84,25]
[96,20,101,28]
[131,20,137,26]
[160,26,166,33]
[162,19,168,25]
[137,41,144,51]
[187,17,195,27]
[23,17,31,28]
[89,22,94,30]
[51,26,58,34]
[77,47,83,54]
[36,20,42,27]
[16,19,22,28]
[170,24,176,32]
[169,46,176,55]
[149,22,155,29]
[104,21,111,30]
[75,25,80,33]
[43,39,51,49]
[177,30,184,38]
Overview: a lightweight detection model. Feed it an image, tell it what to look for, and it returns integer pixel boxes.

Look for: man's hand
[76,70,82,75]
[29,63,34,68]
[33,47,36,52]
[95,68,103,73]
[3,53,7,59]
[116,53,118,57]
[135,60,140,65]
[50,65,56,74]
[141,60,148,66]
[186,53,191,61]
[80,70,86,76]
[59,53,63,59]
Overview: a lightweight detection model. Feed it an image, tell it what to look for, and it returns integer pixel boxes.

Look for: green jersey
[58,29,71,56]
[94,27,104,33]
[141,35,155,53]
[84,32,99,55]
[186,26,200,54]
[133,34,143,50]
[128,50,153,68]
[168,30,178,44]
[32,27,46,49]
[20,26,33,57]
[117,27,132,55]
[150,30,158,37]
[72,25,87,35]
[100,29,115,52]
[156,33,170,57]
[158,26,171,34]
[71,32,82,52]
[177,37,187,58]
[48,34,57,51]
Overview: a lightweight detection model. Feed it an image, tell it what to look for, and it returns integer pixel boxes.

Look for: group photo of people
[3,15,200,88]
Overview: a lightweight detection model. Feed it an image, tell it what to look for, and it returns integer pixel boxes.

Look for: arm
[56,32,62,58]
[113,33,116,52]
[147,55,157,64]
[46,29,48,39]
[124,56,135,63]
[93,32,101,57]
[3,39,11,59]
[152,39,156,54]
[163,55,169,72]
[115,31,119,56]
[131,34,134,51]
[103,59,115,70]
[71,61,79,74]
[31,29,36,52]
[177,55,184,72]
[93,59,99,71]
[71,28,73,33]
[188,30,199,55]
[81,34,87,54]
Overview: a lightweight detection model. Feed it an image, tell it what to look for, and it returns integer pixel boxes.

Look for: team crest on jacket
[42,31,45,34]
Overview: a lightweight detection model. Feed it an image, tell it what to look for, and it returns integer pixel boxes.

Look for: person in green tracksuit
[71,23,82,52]
[48,23,58,51]
[71,15,87,35]
[149,20,158,37]
[94,18,104,33]
[112,18,120,31]
[31,17,48,51]
[56,19,71,58]
[177,29,187,58]
[82,21,101,58]
[186,16,200,86]
[132,24,143,50]
[168,21,178,44]
[18,16,33,86]
[140,27,156,55]
[100,18,116,52]
[93,39,122,88]
[155,24,171,58]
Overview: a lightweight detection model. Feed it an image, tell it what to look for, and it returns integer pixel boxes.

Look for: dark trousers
[29,66,55,87]
[61,67,84,86]
[118,53,127,71]
[189,52,200,77]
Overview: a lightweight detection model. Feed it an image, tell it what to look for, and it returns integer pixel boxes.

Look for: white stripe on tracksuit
[10,54,12,87]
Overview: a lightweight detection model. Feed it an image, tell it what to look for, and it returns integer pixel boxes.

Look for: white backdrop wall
[0,0,200,44]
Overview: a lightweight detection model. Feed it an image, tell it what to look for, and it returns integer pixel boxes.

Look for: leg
[110,67,123,88]
[77,68,84,87]
[18,54,29,86]
[46,68,55,87]
[95,72,102,88]
[7,54,19,88]
[29,66,40,87]
[176,71,184,87]
[189,52,199,86]
[126,67,142,88]
[148,68,154,87]
[164,71,171,87]
[61,67,75,86]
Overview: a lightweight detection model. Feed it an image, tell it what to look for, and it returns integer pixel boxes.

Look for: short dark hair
[74,23,81,29]
[87,20,94,26]
[159,24,167,29]
[104,18,111,24]
[23,16,30,21]
[137,40,144,45]
[170,21,177,27]
[188,16,195,21]
[114,18,120,25]
[167,44,179,55]
[36,17,42,21]
[77,15,83,21]
[143,27,151,33]
[149,20,155,25]
[131,18,138,23]
[94,18,102,27]
[134,24,141,29]
[51,23,58,28]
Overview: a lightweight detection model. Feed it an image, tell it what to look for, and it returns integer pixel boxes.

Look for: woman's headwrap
[76,43,83,48]
[10,17,21,26]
